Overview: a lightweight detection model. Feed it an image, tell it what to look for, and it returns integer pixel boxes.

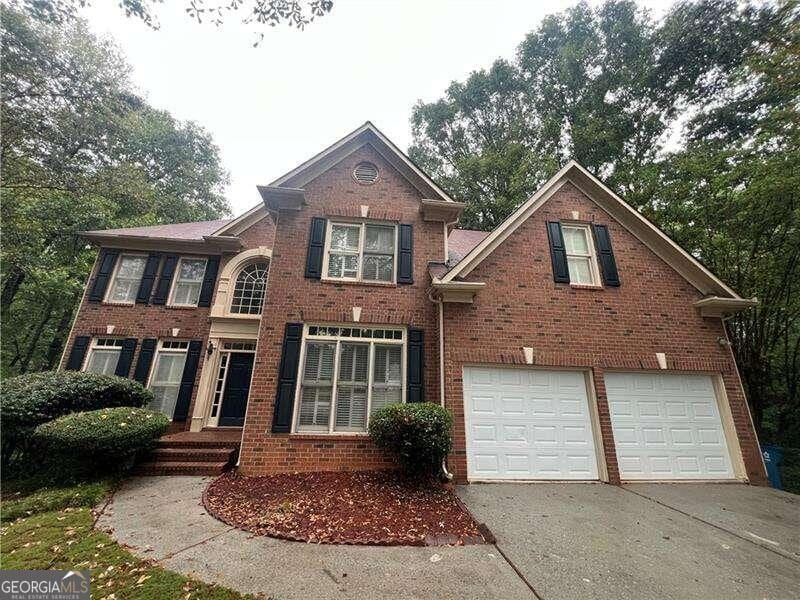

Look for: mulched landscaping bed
[203,470,486,546]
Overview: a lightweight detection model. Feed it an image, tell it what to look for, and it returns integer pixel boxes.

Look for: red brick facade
[62,215,275,432]
[441,182,766,484]
[238,145,443,474]
[64,130,766,487]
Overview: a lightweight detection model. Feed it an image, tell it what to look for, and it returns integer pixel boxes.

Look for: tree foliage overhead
[1,5,230,377]
[411,0,799,445]
[18,0,334,42]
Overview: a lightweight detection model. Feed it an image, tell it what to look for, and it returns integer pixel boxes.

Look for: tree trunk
[18,303,53,373]
[46,303,77,369]
[1,265,25,313]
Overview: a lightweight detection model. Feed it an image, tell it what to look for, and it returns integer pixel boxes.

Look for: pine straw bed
[202,470,487,546]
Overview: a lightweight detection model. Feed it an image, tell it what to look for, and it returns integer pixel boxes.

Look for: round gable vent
[353,162,379,185]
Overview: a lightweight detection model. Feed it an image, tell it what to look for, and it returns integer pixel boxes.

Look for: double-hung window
[84,338,124,375]
[294,326,405,434]
[169,258,207,306]
[148,340,189,418]
[106,254,147,304]
[325,222,397,283]
[562,224,601,286]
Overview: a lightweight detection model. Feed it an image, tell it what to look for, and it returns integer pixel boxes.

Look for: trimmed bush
[32,407,169,474]
[369,403,453,477]
[1,371,153,463]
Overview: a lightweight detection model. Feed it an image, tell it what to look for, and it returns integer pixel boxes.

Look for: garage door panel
[606,372,735,480]
[464,367,599,480]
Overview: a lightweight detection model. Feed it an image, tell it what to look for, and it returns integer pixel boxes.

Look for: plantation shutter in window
[89,250,119,302]
[397,224,413,284]
[593,224,620,287]
[172,340,201,422]
[151,255,178,305]
[546,221,570,284]
[305,218,327,279]
[297,342,335,429]
[406,328,424,403]
[334,343,369,431]
[114,338,137,377]
[136,253,161,304]
[133,338,157,384]
[65,336,90,371]
[197,255,220,307]
[272,323,304,432]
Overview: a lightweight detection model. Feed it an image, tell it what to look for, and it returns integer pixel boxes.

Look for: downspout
[428,287,454,481]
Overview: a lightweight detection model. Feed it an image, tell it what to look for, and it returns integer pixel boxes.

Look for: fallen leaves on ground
[203,470,483,546]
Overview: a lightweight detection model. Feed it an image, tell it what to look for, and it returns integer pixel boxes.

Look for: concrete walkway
[458,482,800,600]
[96,476,533,599]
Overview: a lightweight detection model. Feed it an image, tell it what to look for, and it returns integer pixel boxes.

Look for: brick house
[62,122,767,484]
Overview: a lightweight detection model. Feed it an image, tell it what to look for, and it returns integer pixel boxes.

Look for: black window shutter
[305,218,327,279]
[136,254,161,304]
[397,224,413,284]
[133,338,157,385]
[173,340,202,422]
[114,338,137,377]
[88,250,119,302]
[406,328,424,403]
[65,336,90,371]
[546,221,570,284]
[272,323,303,433]
[197,256,220,307]
[593,224,620,287]
[151,254,178,305]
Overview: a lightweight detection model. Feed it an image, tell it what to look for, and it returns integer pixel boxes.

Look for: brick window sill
[569,283,604,291]
[321,278,398,289]
[288,433,370,441]
[165,304,203,311]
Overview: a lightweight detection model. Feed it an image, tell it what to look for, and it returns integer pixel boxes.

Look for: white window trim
[146,340,190,419]
[321,220,398,284]
[82,337,124,374]
[228,261,269,315]
[562,223,602,287]
[167,256,208,307]
[104,252,148,305]
[290,324,406,436]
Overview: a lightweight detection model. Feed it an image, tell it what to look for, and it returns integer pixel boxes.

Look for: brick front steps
[135,428,243,476]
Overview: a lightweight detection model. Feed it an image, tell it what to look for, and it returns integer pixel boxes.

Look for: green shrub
[1,371,153,464]
[32,407,169,474]
[369,403,453,477]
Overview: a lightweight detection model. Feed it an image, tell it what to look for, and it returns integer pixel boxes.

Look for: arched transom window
[230,262,268,315]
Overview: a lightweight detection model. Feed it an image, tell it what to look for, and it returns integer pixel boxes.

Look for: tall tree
[410,0,799,442]
[0,5,230,376]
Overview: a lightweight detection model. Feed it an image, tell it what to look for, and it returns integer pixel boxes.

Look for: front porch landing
[136,428,243,475]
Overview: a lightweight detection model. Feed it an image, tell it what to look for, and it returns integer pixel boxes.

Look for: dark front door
[218,353,254,427]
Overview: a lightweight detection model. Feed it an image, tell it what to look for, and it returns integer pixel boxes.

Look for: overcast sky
[81,0,671,216]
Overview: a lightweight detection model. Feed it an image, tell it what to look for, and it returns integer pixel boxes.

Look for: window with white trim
[169,258,207,306]
[230,262,268,314]
[562,224,601,286]
[294,326,405,433]
[148,340,189,418]
[84,338,123,375]
[106,254,147,304]
[324,222,397,283]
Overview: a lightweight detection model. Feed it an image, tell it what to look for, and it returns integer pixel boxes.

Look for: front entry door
[218,353,254,427]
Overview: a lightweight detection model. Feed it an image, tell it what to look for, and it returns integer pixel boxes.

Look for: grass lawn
[0,481,253,599]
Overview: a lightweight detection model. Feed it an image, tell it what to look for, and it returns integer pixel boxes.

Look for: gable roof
[85,219,232,241]
[217,121,458,234]
[439,160,741,299]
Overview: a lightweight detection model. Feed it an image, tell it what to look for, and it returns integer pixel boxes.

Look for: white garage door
[605,372,735,480]
[463,367,599,480]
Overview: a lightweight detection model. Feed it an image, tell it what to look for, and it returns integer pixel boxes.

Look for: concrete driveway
[97,476,533,600]
[457,482,800,600]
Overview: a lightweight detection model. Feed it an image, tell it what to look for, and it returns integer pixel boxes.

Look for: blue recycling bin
[761,444,783,490]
